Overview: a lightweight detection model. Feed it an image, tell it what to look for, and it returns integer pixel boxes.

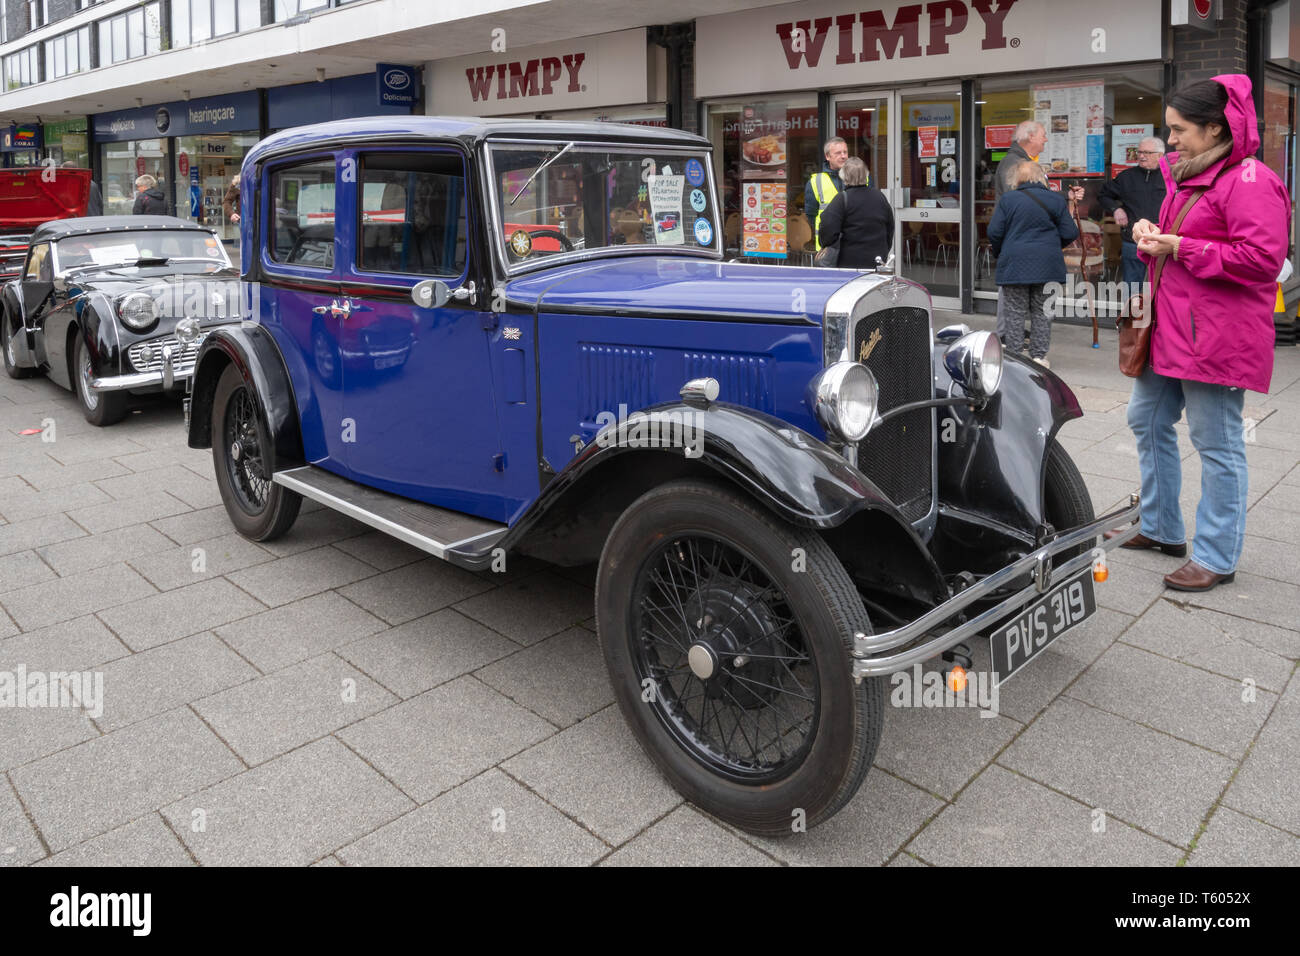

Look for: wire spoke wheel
[223,384,270,512]
[633,533,818,782]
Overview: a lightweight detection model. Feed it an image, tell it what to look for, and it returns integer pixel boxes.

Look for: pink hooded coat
[1138,74,1291,394]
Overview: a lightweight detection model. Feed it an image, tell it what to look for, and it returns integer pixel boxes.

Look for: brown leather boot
[1164,560,1235,592]
[1103,530,1187,557]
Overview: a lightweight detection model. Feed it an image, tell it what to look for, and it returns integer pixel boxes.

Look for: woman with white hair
[132,174,166,216]
[987,161,1080,366]
[816,157,893,269]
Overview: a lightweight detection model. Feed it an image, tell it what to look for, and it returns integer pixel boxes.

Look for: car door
[256,155,351,473]
[337,146,517,523]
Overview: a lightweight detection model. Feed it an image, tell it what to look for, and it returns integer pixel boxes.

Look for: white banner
[695,0,1161,98]
[428,28,649,116]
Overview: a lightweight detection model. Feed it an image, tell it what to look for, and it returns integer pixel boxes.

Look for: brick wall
[1173,0,1249,82]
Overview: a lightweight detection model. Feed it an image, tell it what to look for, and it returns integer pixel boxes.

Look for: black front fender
[187,324,304,468]
[505,400,947,606]
[934,347,1083,534]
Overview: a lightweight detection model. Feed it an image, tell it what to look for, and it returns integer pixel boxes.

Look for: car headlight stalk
[117,292,160,332]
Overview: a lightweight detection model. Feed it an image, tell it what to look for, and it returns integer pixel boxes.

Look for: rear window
[270,159,336,267]
[357,152,468,278]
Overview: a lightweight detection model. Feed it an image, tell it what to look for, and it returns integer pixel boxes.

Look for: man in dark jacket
[1098,137,1166,285]
[995,121,1045,199]
[817,157,892,269]
[132,174,166,215]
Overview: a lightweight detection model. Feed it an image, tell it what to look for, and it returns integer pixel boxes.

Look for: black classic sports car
[1,215,240,425]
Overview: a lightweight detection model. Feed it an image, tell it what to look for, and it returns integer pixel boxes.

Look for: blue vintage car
[186,117,1140,835]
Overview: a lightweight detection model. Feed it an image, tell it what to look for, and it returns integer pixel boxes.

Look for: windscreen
[487,142,719,267]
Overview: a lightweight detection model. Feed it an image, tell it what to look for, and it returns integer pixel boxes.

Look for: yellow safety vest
[810,172,842,251]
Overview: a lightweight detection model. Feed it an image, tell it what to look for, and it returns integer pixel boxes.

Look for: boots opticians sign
[695,0,1160,97]
[430,28,650,116]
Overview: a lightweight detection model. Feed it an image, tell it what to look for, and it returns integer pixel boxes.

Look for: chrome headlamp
[943,330,1003,399]
[809,361,879,444]
[117,292,160,332]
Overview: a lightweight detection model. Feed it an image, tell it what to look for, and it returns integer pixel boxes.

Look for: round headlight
[809,361,879,443]
[943,330,1003,399]
[117,293,159,331]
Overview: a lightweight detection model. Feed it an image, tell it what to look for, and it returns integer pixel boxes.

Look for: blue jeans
[1121,240,1146,288]
[1127,367,1248,574]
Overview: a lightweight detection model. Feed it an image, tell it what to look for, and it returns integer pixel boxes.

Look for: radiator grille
[126,334,205,375]
[853,306,933,522]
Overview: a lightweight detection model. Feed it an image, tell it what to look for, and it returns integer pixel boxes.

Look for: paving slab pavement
[1,318,1296,865]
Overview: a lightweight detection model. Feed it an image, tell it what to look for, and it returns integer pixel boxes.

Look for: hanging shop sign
[1,125,41,151]
[377,64,418,107]
[430,28,650,116]
[695,0,1161,98]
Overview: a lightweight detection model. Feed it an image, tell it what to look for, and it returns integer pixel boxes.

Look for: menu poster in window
[741,182,787,258]
[739,105,788,182]
[918,125,939,160]
[648,174,685,246]
[1111,124,1155,176]
[1032,80,1106,177]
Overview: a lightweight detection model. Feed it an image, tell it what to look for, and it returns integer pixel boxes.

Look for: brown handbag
[1117,185,1210,377]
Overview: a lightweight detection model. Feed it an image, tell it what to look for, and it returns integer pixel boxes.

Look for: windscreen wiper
[509,142,574,206]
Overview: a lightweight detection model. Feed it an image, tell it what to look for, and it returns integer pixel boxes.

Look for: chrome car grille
[126,334,205,375]
[854,306,934,523]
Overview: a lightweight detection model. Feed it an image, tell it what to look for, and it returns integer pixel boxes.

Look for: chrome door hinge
[452,280,478,306]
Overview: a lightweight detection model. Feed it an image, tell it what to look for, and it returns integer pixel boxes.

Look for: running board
[272,465,508,566]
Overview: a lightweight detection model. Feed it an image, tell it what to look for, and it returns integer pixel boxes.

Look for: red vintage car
[0,167,93,279]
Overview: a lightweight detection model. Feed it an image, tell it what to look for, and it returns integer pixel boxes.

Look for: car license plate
[990,569,1096,687]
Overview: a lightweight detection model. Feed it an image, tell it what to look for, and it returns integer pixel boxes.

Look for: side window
[357,152,468,277]
[25,243,50,280]
[269,159,336,268]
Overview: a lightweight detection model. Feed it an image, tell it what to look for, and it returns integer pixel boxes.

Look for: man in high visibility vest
[805,137,850,251]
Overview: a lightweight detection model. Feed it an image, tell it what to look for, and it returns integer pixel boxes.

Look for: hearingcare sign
[695,0,1161,97]
[429,28,651,116]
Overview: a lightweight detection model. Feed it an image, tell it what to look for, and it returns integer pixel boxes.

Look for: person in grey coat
[987,162,1080,367]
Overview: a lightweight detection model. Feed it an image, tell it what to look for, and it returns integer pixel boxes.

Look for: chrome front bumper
[91,342,187,392]
[851,495,1142,679]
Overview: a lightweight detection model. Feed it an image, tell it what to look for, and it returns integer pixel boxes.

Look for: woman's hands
[1131,218,1182,256]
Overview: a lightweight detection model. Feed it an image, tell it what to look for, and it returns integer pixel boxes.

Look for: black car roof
[31,216,214,242]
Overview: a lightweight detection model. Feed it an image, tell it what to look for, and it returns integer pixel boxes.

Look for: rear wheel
[2,310,34,379]
[1044,437,1096,563]
[211,363,301,541]
[73,335,127,426]
[596,479,884,836]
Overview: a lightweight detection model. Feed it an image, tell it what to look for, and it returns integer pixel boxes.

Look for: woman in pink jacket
[1112,75,1290,592]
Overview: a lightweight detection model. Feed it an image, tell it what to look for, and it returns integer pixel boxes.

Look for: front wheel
[596,479,884,836]
[73,335,127,426]
[2,310,34,379]
[1044,437,1096,563]
[211,363,301,541]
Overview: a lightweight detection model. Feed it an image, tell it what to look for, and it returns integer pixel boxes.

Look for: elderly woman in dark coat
[817,157,893,269]
[987,162,1080,367]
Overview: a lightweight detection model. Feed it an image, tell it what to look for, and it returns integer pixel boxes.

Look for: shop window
[357,153,468,278]
[973,66,1164,296]
[269,160,337,267]
[274,0,360,21]
[1262,74,1297,268]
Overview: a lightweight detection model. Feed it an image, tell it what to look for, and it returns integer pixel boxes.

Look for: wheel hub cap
[230,441,242,461]
[687,643,718,680]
